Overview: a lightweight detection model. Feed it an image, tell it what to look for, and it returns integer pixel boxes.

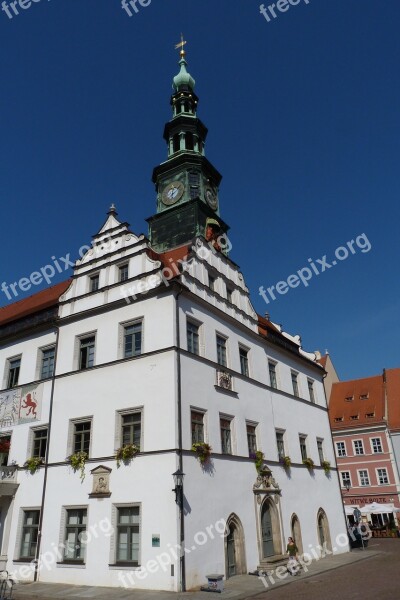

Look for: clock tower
[147,40,229,253]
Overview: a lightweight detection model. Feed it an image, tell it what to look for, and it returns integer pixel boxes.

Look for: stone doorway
[317,508,332,553]
[291,513,303,554]
[225,514,247,578]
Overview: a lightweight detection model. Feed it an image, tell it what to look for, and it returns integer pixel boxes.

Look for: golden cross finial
[175,34,187,58]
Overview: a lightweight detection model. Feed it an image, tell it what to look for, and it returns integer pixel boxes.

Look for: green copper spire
[173,35,195,91]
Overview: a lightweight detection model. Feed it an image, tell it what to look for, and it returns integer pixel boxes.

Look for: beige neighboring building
[316,352,340,404]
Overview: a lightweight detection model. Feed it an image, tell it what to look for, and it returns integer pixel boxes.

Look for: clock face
[205,187,218,210]
[162,181,185,206]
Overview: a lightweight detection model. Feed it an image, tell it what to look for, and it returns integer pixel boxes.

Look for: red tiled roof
[0,280,71,327]
[329,374,386,429]
[147,245,191,274]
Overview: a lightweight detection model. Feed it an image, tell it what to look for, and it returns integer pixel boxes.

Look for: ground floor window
[64,508,87,562]
[116,506,140,565]
[20,510,40,559]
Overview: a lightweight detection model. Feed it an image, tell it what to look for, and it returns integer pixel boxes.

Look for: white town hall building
[0,48,348,591]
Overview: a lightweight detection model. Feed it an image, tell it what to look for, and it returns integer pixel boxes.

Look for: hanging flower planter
[250,450,266,474]
[115,444,140,468]
[279,455,292,469]
[303,457,315,470]
[321,460,331,474]
[68,451,88,481]
[24,457,43,475]
[191,442,212,465]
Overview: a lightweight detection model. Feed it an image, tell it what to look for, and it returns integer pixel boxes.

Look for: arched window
[185,132,194,151]
[173,134,180,153]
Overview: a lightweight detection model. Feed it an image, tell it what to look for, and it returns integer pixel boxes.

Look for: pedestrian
[286,536,300,576]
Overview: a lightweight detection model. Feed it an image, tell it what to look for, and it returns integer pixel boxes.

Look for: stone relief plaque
[89,465,112,498]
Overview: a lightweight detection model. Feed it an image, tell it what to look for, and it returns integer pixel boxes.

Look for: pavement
[11,545,380,600]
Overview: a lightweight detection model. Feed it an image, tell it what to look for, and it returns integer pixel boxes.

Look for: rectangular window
[371,438,383,453]
[187,321,200,355]
[64,509,87,562]
[20,510,40,559]
[336,441,346,457]
[124,323,142,358]
[121,413,141,448]
[239,347,249,377]
[191,411,204,445]
[79,336,95,370]
[317,439,324,463]
[341,472,351,488]
[299,435,307,461]
[354,440,364,455]
[377,468,389,485]
[276,431,285,460]
[90,275,99,292]
[247,424,257,455]
[209,275,215,291]
[269,362,277,389]
[73,422,91,455]
[220,418,232,454]
[226,286,233,304]
[7,358,21,388]
[291,372,299,397]
[119,264,129,282]
[116,506,140,565]
[216,335,227,367]
[33,429,48,459]
[41,347,55,380]
[308,379,315,403]
[359,470,370,486]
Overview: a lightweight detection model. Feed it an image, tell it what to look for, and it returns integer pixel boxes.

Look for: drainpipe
[322,371,350,550]
[174,287,185,592]
[34,324,60,582]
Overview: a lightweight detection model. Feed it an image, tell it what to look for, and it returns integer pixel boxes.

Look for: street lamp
[172,469,185,504]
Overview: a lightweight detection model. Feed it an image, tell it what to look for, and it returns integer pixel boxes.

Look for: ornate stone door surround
[253,467,284,564]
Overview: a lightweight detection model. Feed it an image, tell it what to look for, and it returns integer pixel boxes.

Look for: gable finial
[108,203,118,216]
[175,33,187,59]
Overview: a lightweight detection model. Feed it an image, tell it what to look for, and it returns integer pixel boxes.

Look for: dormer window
[360,394,369,400]
[345,396,353,402]
[350,415,359,420]
[90,275,99,293]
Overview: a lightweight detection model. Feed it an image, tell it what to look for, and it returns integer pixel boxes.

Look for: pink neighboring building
[329,371,400,525]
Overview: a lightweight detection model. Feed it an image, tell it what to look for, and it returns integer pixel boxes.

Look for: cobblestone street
[246,539,399,600]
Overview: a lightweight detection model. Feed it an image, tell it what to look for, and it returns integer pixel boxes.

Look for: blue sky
[1,0,399,381]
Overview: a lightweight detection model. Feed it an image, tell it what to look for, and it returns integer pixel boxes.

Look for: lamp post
[172,469,185,505]
[172,469,185,591]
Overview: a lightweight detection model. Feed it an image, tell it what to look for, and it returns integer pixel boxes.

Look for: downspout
[34,323,60,581]
[322,370,350,547]
[175,287,185,592]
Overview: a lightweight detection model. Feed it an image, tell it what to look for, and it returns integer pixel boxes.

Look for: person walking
[286,536,300,576]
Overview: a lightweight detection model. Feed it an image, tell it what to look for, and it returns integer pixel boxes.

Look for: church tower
[147,40,229,252]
